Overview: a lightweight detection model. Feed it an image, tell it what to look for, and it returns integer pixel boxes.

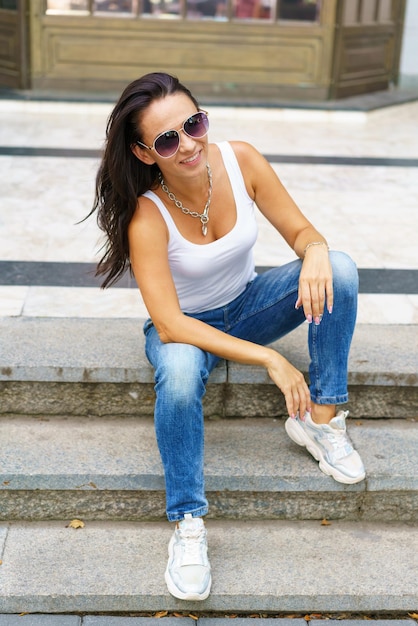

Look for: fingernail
[295,301,299,310]
[328,305,333,314]
[307,314,312,324]
[314,316,321,325]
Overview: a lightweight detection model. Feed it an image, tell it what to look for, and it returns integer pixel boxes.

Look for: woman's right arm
[128,198,311,418]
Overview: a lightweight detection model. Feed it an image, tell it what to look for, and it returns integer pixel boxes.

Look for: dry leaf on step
[66,519,85,529]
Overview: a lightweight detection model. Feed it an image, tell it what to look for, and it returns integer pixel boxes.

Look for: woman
[91,71,365,601]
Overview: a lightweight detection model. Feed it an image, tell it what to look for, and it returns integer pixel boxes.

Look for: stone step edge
[0,519,417,613]
[0,617,415,625]
[0,416,416,522]
[0,318,416,387]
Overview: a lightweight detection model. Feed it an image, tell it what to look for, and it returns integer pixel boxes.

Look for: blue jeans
[144,251,358,521]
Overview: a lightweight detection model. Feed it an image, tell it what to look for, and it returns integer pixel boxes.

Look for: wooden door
[0,0,29,89]
[331,0,406,98]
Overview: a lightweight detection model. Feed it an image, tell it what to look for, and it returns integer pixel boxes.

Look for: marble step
[0,519,416,613]
[1,415,417,522]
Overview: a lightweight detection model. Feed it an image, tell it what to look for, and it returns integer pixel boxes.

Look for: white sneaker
[285,410,365,484]
[165,514,211,601]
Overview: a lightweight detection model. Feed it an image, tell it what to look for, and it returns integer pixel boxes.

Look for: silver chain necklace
[159,163,212,236]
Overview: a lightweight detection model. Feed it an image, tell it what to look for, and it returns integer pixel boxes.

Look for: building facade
[399,0,418,89]
[0,0,411,101]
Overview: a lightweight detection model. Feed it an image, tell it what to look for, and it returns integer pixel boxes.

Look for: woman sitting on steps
[89,71,365,602]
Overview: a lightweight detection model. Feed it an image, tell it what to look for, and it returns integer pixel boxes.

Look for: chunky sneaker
[165,514,211,601]
[285,410,365,484]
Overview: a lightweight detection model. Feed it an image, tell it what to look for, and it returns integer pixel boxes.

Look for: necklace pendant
[160,163,212,238]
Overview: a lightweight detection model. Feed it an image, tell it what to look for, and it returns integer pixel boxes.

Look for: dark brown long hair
[90,72,200,288]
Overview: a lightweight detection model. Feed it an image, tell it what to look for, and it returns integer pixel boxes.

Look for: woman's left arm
[232,141,333,323]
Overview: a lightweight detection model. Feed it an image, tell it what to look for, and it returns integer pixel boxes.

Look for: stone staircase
[0,317,417,614]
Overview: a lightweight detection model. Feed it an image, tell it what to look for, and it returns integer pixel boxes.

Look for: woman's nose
[178,128,196,151]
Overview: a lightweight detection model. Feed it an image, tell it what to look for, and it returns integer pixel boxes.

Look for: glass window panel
[342,0,359,25]
[187,0,227,19]
[46,0,88,13]
[141,0,180,17]
[233,0,272,20]
[0,0,18,9]
[279,0,320,22]
[378,0,392,22]
[94,0,133,12]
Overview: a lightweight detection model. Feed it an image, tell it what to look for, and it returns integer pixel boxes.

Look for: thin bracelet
[303,241,329,257]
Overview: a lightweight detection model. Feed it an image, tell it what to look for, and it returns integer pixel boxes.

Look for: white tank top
[142,141,258,313]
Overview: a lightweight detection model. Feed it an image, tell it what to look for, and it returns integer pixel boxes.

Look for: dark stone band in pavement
[1,145,418,167]
[1,261,417,294]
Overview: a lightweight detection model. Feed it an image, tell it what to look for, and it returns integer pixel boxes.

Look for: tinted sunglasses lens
[184,112,209,138]
[154,130,180,157]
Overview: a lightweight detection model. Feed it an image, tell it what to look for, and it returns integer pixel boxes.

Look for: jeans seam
[310,324,321,399]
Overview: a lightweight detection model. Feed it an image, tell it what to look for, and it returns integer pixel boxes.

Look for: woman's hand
[295,245,333,324]
[265,350,311,418]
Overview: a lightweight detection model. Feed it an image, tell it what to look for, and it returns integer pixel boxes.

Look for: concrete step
[1,415,417,522]
[0,519,416,613]
[0,318,417,419]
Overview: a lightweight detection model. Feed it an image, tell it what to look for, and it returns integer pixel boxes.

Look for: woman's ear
[131,143,156,165]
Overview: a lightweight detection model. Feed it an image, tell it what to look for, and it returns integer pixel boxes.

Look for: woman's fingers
[296,273,334,323]
[267,356,311,418]
[296,247,333,324]
[325,276,334,314]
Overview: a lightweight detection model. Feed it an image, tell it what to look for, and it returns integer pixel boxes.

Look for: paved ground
[0,91,417,323]
[0,88,417,621]
[0,617,416,625]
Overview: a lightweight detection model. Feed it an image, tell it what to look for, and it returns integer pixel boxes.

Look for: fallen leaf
[408,614,418,619]
[355,421,363,426]
[66,519,85,529]
[154,611,168,618]
[89,482,97,489]
[3,481,9,485]
[321,518,332,526]
[0,560,2,565]
[188,615,198,621]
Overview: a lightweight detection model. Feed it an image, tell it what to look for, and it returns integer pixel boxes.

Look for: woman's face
[133,93,209,175]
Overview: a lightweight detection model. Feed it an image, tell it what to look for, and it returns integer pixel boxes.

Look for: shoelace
[324,427,353,460]
[178,527,207,565]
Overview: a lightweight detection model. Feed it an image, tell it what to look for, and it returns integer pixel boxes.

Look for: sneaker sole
[285,417,365,485]
[165,535,212,601]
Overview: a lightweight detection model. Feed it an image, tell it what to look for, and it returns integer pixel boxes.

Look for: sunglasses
[136,110,209,158]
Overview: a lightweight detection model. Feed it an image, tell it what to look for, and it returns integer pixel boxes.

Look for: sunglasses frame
[136,110,209,158]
